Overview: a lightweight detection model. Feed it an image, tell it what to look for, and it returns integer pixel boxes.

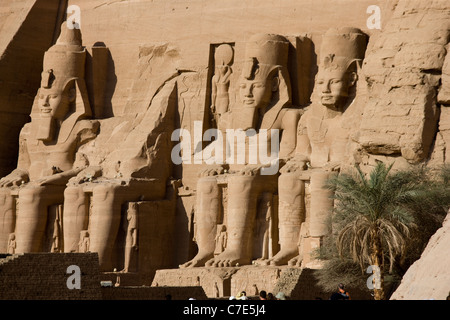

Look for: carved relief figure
[123,202,138,272]
[78,230,90,253]
[253,192,274,263]
[214,224,227,256]
[211,44,233,130]
[181,34,301,268]
[7,233,16,254]
[275,27,368,266]
[0,23,98,253]
[51,207,62,252]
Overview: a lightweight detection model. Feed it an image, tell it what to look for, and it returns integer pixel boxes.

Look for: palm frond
[316,162,450,298]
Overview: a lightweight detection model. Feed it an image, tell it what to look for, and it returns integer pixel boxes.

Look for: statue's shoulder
[19,122,33,139]
[297,105,313,126]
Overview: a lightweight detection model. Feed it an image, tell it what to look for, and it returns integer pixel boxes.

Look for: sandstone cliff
[390,211,450,300]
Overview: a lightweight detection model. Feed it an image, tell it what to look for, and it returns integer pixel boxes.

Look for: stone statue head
[32,22,91,143]
[237,33,291,129]
[316,27,368,111]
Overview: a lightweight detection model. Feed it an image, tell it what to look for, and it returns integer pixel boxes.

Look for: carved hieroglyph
[0,23,98,253]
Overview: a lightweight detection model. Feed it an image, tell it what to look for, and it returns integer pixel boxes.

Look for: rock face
[358,0,449,164]
[0,0,448,298]
[390,212,450,300]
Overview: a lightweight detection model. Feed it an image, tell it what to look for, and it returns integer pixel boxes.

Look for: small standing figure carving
[211,44,233,129]
[123,202,138,272]
[253,193,274,264]
[51,206,62,252]
[78,230,90,253]
[7,233,16,254]
[214,224,228,256]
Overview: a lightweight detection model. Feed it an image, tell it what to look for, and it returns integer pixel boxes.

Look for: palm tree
[326,162,449,300]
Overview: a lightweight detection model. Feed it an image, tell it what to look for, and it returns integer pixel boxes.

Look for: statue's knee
[197,177,218,195]
[92,184,121,203]
[64,187,83,201]
[0,191,12,207]
[18,186,46,204]
[279,174,303,193]
[93,184,111,198]
[228,176,256,194]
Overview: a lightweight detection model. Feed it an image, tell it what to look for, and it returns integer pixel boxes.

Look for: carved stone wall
[358,0,450,165]
[0,0,448,300]
[0,253,102,300]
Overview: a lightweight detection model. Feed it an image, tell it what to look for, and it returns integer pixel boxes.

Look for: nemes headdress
[33,22,92,143]
[241,34,292,129]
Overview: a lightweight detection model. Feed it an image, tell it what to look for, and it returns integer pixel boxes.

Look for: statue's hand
[280,158,307,174]
[38,166,96,186]
[239,165,262,176]
[69,166,102,184]
[199,165,224,177]
[36,172,72,186]
[0,169,29,187]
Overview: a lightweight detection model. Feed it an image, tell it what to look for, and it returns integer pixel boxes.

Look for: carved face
[316,69,356,110]
[36,82,76,142]
[38,87,71,120]
[239,74,277,110]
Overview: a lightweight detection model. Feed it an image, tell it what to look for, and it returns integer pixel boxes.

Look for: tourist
[259,290,267,300]
[329,283,351,300]
[275,292,286,300]
[236,291,249,300]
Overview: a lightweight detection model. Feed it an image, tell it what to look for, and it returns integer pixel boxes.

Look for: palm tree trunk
[371,230,386,300]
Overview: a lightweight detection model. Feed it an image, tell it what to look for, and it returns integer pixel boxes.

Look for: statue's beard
[232,105,260,131]
[37,115,56,142]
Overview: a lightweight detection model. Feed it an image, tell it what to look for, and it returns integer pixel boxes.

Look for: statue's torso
[303,105,350,168]
[22,120,97,180]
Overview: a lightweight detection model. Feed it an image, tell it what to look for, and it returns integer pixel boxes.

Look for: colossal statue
[61,49,178,272]
[180,33,300,268]
[0,23,98,253]
[270,27,369,267]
